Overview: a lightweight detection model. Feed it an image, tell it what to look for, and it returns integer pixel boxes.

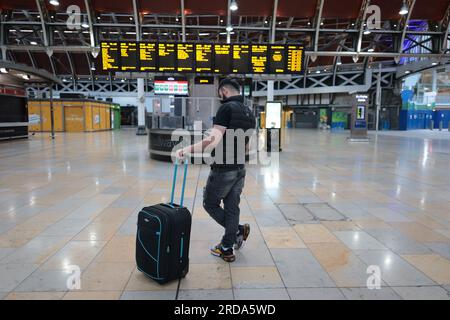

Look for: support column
[267,81,274,102]
[375,66,382,131]
[136,78,147,135]
[431,68,437,93]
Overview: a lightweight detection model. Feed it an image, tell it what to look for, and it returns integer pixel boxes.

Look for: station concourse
[0,0,449,301]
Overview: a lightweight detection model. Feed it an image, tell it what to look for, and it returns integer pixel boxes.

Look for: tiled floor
[0,128,450,300]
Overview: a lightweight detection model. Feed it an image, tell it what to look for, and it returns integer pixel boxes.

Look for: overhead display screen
[158,43,176,72]
[195,44,213,73]
[232,44,251,74]
[120,42,138,71]
[101,42,120,71]
[154,79,189,96]
[213,44,231,74]
[139,43,157,71]
[286,45,303,74]
[177,43,195,72]
[100,41,304,74]
[251,45,268,73]
[269,45,286,74]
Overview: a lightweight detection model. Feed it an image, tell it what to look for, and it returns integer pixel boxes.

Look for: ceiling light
[230,0,238,11]
[49,0,60,6]
[431,62,438,66]
[91,64,96,71]
[316,70,321,74]
[129,17,133,21]
[364,29,371,35]
[0,68,8,73]
[199,33,210,36]
[22,74,30,80]
[30,41,37,45]
[226,26,233,32]
[176,17,179,22]
[336,61,342,65]
[399,1,409,15]
[220,19,224,23]
[121,79,125,82]
[368,48,374,52]
[405,70,411,74]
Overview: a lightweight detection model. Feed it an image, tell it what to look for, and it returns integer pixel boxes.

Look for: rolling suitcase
[136,160,191,284]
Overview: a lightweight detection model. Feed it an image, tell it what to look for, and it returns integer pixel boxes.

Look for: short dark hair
[218,78,241,93]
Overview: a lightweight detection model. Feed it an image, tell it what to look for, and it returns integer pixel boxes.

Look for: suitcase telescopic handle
[170,159,188,207]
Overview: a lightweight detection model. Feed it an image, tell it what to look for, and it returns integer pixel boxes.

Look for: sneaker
[210,244,235,262]
[234,223,250,250]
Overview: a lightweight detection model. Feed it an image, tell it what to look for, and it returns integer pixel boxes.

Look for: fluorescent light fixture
[30,41,37,45]
[22,74,30,80]
[230,0,238,11]
[405,70,411,74]
[199,33,210,36]
[49,0,60,6]
[368,48,374,52]
[0,68,8,74]
[336,61,342,65]
[226,26,233,32]
[431,62,438,66]
[399,1,409,15]
[364,29,371,35]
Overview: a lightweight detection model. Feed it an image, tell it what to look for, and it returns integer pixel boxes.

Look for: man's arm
[176,125,226,159]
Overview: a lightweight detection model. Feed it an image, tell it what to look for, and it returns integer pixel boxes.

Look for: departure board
[196,44,213,73]
[158,43,176,72]
[232,44,251,74]
[100,41,304,74]
[139,43,157,71]
[287,45,303,74]
[120,42,138,71]
[269,45,286,74]
[177,43,195,72]
[251,45,268,73]
[101,42,119,71]
[213,44,231,74]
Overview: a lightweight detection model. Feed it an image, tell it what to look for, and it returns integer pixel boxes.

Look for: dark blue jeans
[203,167,246,249]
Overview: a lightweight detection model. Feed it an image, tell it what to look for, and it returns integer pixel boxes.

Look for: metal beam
[35,0,49,47]
[84,0,96,48]
[313,0,324,52]
[132,0,141,41]
[5,44,450,59]
[399,0,416,53]
[226,0,232,43]
[441,3,450,53]
[356,0,371,53]
[270,0,279,43]
[181,0,186,42]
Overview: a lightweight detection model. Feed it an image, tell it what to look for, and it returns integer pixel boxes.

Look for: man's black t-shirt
[211,95,256,170]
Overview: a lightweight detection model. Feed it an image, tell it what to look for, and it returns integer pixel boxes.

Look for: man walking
[176,78,256,262]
